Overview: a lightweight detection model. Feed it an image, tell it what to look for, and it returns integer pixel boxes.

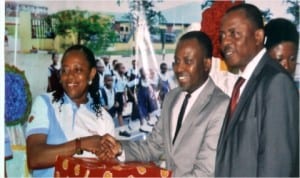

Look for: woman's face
[268,41,297,75]
[60,50,96,105]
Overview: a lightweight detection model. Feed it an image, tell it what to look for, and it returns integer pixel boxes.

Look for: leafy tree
[46,10,117,53]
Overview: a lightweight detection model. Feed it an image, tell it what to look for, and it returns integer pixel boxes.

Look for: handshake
[79,134,122,161]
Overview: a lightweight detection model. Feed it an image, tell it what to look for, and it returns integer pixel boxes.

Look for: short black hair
[226,3,264,30]
[160,62,167,69]
[179,31,213,58]
[265,18,299,49]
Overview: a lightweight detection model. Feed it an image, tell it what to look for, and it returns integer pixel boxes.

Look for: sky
[5,0,295,22]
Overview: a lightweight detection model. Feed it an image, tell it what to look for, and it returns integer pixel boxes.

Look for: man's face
[173,39,209,93]
[219,10,263,71]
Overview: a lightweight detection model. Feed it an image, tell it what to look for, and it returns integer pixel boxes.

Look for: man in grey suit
[98,31,229,177]
[215,3,299,177]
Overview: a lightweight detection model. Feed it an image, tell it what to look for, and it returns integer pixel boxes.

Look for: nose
[173,62,184,74]
[280,59,289,70]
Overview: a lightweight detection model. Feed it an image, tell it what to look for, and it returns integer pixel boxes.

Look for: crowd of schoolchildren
[48,54,177,137]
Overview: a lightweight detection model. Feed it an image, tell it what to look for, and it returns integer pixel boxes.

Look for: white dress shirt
[171,79,209,139]
[238,48,266,97]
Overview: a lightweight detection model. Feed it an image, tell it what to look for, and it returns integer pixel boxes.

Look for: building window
[31,14,53,39]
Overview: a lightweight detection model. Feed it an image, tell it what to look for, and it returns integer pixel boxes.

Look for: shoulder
[256,57,296,91]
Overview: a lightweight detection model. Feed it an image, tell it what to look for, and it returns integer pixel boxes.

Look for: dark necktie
[229,77,245,118]
[173,93,191,144]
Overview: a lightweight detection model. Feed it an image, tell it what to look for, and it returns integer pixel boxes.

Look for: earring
[88,80,92,85]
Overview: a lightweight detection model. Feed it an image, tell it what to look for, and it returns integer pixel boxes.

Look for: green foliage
[47,10,117,52]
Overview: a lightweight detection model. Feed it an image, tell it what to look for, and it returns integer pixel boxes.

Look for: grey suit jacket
[215,53,299,177]
[121,77,229,177]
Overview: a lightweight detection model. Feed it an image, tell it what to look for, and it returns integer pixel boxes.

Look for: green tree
[119,0,166,34]
[46,10,117,53]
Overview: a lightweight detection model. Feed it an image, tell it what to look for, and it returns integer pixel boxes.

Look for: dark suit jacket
[215,53,299,177]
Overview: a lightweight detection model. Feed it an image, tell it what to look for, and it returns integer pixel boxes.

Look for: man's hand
[97,134,122,161]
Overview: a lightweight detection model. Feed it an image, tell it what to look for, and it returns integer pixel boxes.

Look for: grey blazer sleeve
[120,114,166,162]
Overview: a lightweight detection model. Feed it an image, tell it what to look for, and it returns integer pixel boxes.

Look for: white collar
[239,48,266,80]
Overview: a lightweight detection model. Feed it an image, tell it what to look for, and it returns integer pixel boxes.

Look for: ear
[204,58,212,73]
[255,29,264,46]
[89,67,97,82]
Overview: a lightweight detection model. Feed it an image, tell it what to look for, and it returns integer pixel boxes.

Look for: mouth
[66,82,79,89]
[177,74,190,83]
[222,46,234,58]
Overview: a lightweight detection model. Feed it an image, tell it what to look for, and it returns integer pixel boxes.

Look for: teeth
[178,76,187,80]
[225,51,232,56]
[67,83,77,87]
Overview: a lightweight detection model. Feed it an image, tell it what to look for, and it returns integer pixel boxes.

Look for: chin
[224,58,239,68]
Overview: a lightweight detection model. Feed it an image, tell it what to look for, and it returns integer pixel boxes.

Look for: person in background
[157,62,171,107]
[112,59,118,72]
[102,56,114,76]
[215,4,299,176]
[96,59,105,88]
[47,52,60,92]
[97,31,229,177]
[136,67,159,132]
[5,128,13,177]
[126,59,139,81]
[114,62,131,137]
[126,59,141,123]
[100,74,117,118]
[265,18,299,75]
[5,28,8,46]
[25,45,115,177]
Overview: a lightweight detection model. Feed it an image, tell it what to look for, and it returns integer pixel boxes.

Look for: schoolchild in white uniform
[114,62,131,137]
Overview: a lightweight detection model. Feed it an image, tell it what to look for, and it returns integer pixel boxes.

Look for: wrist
[75,138,83,155]
[116,142,123,156]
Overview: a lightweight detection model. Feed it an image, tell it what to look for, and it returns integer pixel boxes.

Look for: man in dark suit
[215,3,299,177]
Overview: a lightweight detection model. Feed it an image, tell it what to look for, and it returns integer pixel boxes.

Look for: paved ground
[5,50,175,99]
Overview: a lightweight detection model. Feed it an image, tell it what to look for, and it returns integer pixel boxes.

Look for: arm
[26,134,105,169]
[258,74,299,176]
[121,113,165,162]
[99,107,166,162]
[25,95,112,169]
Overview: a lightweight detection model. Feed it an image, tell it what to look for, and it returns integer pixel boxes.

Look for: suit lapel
[218,54,268,150]
[173,78,215,149]
[167,88,181,151]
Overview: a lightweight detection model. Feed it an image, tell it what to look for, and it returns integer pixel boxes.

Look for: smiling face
[60,50,96,105]
[268,41,297,75]
[219,10,264,71]
[173,38,210,93]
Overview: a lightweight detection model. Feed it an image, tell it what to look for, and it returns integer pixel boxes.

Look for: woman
[26,45,115,177]
[265,18,299,75]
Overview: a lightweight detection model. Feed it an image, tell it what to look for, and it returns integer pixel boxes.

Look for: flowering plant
[5,64,32,126]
